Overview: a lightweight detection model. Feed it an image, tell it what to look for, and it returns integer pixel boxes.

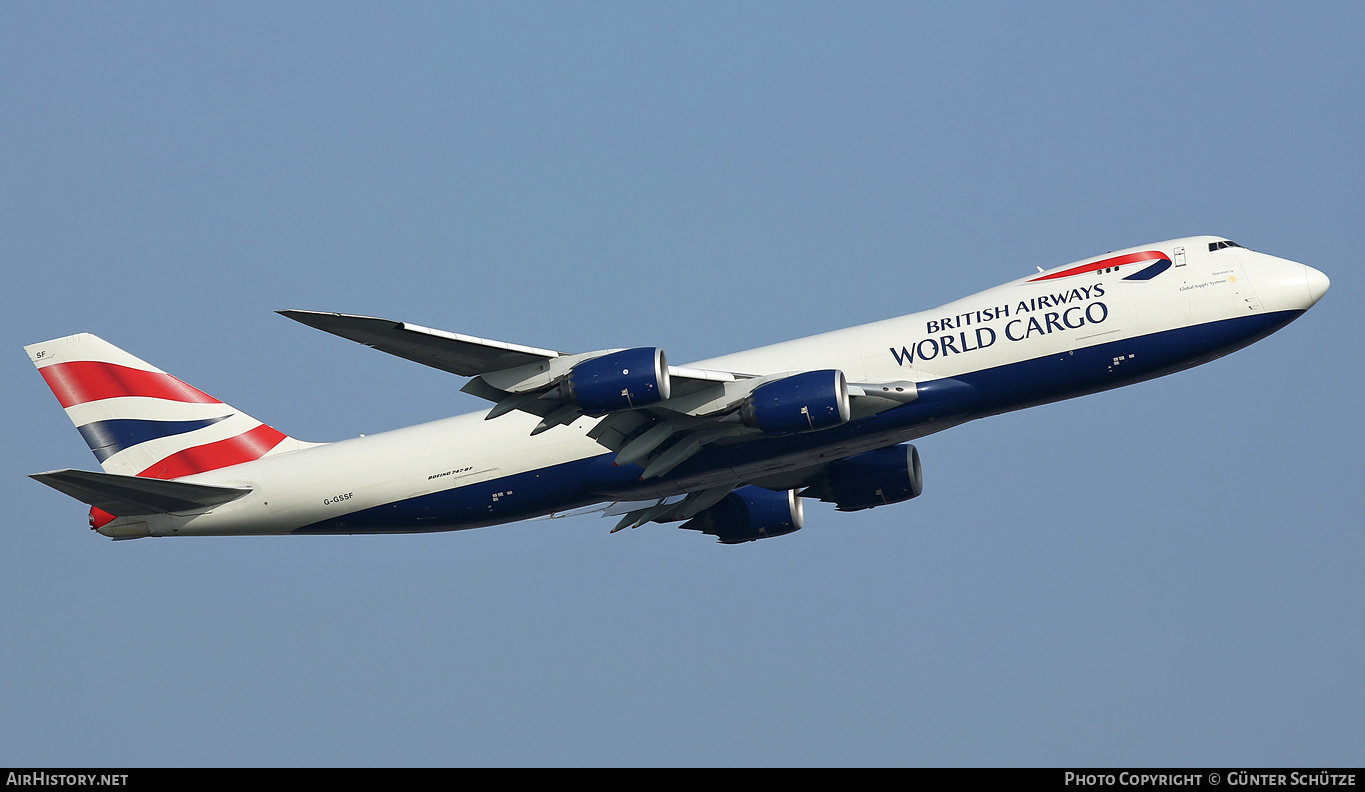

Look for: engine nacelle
[679,486,805,544]
[805,444,923,511]
[739,369,851,434]
[563,347,671,414]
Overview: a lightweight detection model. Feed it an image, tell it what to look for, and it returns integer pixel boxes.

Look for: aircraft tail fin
[24,333,311,479]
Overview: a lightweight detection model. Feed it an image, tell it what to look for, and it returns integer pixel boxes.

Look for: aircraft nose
[1305,265,1330,306]
[1238,251,1327,313]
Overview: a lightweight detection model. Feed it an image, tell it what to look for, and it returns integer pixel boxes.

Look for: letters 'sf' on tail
[25,333,310,480]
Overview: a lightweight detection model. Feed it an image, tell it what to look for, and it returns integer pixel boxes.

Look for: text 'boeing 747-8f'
[26,236,1329,543]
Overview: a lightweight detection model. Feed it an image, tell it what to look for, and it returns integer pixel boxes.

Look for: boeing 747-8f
[26,236,1329,543]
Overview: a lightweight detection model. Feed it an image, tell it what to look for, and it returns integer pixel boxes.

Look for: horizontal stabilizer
[30,468,252,516]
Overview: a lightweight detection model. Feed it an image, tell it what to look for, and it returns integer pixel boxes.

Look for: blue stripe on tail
[77,416,230,462]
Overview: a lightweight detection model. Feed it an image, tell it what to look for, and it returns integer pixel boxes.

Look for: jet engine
[562,347,671,414]
[679,486,805,544]
[738,369,851,434]
[804,444,923,511]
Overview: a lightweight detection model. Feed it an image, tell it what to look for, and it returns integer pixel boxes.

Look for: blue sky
[1,2,1360,767]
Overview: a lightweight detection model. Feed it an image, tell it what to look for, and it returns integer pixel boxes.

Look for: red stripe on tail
[40,361,219,408]
[139,424,288,480]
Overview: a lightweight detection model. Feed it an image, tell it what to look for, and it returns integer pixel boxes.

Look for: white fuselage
[102,237,1327,538]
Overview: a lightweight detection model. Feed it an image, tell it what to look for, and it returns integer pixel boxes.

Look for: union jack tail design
[25,333,311,480]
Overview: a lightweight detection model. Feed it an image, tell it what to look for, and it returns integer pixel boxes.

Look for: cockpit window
[1209,240,1244,252]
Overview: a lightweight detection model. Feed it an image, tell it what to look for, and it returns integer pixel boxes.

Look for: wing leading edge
[278,310,564,377]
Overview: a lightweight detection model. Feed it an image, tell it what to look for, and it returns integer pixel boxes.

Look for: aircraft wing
[279,310,566,377]
[534,487,740,533]
[281,310,747,392]
[282,310,919,500]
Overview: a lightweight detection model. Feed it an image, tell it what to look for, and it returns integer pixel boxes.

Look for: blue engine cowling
[739,369,851,434]
[805,444,923,511]
[679,486,805,544]
[564,347,671,414]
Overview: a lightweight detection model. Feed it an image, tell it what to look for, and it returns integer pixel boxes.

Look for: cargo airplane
[26,236,1328,543]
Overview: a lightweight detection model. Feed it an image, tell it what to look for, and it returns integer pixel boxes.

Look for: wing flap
[31,468,252,516]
